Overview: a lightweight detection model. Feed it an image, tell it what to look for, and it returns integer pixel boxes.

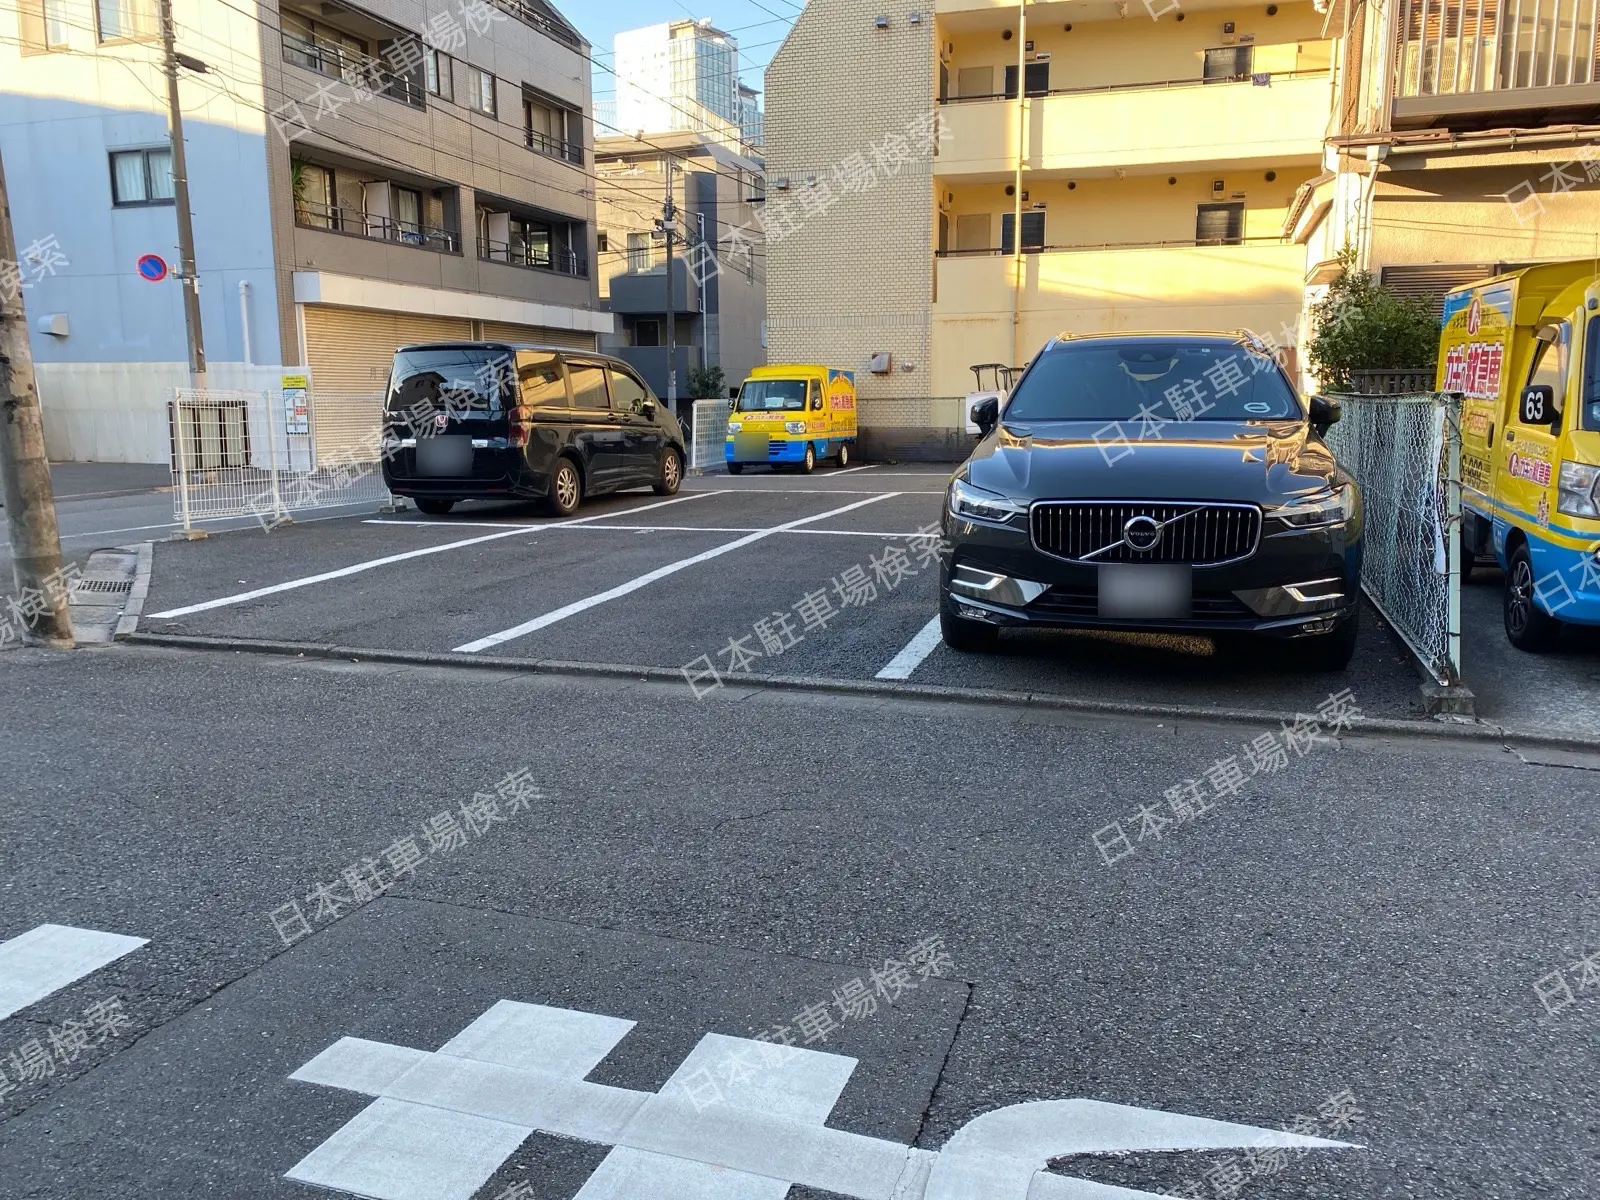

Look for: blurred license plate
[1098,564,1192,618]
[415,436,473,477]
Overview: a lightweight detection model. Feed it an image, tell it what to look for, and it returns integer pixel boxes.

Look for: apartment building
[1296,0,1600,320]
[594,130,766,405]
[0,0,608,462]
[766,0,1333,425]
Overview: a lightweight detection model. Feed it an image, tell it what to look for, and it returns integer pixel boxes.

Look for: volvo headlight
[728,421,742,433]
[1557,461,1600,518]
[1271,483,1357,528]
[949,478,1027,526]
[785,420,807,435]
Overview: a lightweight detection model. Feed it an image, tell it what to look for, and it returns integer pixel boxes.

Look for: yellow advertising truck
[726,364,857,474]
[1440,261,1600,650]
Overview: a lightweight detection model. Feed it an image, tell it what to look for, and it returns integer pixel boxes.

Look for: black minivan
[381,343,688,516]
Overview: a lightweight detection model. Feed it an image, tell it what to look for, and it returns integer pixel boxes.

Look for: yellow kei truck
[1440,261,1600,650]
[726,364,857,474]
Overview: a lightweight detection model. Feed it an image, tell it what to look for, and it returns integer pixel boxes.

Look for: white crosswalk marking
[0,924,147,1019]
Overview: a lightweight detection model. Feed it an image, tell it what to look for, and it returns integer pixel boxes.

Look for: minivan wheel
[654,447,682,496]
[940,601,999,652]
[800,444,816,474]
[414,497,455,516]
[836,442,851,468]
[1504,541,1562,651]
[546,458,582,517]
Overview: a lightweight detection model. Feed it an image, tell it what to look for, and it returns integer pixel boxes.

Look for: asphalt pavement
[0,641,1595,1199]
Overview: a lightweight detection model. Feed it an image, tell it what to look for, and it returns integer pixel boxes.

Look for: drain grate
[71,578,134,595]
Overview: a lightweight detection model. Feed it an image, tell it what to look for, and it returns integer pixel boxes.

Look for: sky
[565,0,800,101]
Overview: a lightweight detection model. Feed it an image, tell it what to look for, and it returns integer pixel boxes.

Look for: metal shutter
[302,307,473,394]
[1379,263,1505,318]
[481,321,596,351]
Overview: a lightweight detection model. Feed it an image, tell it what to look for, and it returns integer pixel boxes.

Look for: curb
[114,541,154,640]
[121,630,1600,756]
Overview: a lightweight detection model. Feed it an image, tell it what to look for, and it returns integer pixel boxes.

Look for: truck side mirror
[1309,394,1341,433]
[973,396,1000,437]
[1519,384,1555,426]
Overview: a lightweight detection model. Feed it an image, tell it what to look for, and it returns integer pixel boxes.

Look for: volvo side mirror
[1309,394,1341,433]
[973,396,1000,437]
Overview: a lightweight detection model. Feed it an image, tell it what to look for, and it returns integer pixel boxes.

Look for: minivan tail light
[507,406,528,448]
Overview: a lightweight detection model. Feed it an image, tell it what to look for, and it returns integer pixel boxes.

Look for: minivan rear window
[1004,341,1300,422]
[387,348,512,415]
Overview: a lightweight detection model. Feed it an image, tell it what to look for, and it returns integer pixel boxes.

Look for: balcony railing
[478,237,587,277]
[488,0,581,49]
[527,128,584,165]
[1394,0,1600,97]
[938,67,1329,104]
[296,200,457,252]
[281,31,424,109]
[938,236,1292,257]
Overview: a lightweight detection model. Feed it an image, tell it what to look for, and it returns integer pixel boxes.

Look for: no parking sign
[136,254,168,282]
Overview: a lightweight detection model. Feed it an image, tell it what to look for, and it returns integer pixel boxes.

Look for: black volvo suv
[381,343,687,517]
[940,333,1364,670]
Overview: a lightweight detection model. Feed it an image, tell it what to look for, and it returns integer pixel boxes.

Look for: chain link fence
[169,389,392,530]
[1325,391,1462,686]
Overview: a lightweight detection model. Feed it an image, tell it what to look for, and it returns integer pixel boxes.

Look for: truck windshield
[737,380,807,412]
[1004,341,1300,422]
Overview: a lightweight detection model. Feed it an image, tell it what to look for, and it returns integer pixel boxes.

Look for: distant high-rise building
[738,83,763,153]
[614,20,742,138]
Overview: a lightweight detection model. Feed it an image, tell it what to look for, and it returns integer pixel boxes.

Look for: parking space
[138,467,1428,722]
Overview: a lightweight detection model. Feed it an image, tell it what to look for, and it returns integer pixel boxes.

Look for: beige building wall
[765,0,936,405]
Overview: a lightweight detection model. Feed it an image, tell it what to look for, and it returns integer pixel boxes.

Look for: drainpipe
[1358,142,1387,271]
[1011,0,1027,368]
[238,279,253,366]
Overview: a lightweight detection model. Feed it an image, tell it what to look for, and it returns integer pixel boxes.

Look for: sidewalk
[47,462,170,501]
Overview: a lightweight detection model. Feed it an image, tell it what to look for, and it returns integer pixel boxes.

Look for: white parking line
[454,494,900,653]
[366,519,932,539]
[0,924,148,1019]
[685,487,943,495]
[145,493,714,619]
[875,616,944,681]
[827,464,877,475]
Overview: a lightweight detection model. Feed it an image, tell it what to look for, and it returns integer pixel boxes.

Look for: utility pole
[0,149,74,646]
[160,0,206,388]
[663,154,677,419]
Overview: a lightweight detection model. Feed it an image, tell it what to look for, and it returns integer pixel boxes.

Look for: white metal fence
[169,388,391,529]
[686,398,731,474]
[1325,391,1462,686]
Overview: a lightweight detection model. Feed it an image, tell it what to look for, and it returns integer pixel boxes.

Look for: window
[425,49,453,101]
[610,369,651,414]
[596,231,609,253]
[1523,322,1570,426]
[392,186,422,241]
[97,0,155,41]
[43,0,70,47]
[627,231,650,272]
[469,67,496,115]
[807,380,823,411]
[295,162,335,227]
[1000,211,1045,254]
[566,361,610,410]
[1583,315,1600,431]
[1003,62,1050,98]
[634,318,661,347]
[515,352,566,407]
[1195,202,1245,246]
[1203,46,1253,83]
[110,148,173,206]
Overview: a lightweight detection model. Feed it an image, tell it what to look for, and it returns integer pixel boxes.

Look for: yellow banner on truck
[1439,261,1600,649]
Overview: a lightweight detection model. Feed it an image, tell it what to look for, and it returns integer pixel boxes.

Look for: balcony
[477,237,587,277]
[527,128,584,167]
[280,7,424,110]
[607,256,701,315]
[296,200,457,253]
[932,241,1305,345]
[1391,8,1600,130]
[937,71,1331,177]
